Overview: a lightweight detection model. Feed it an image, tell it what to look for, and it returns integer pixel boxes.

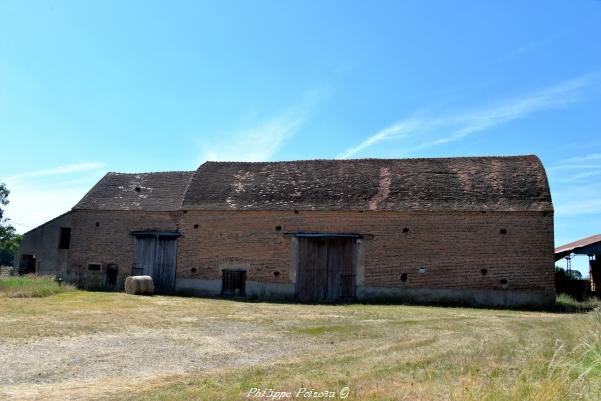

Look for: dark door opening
[19,254,36,275]
[221,269,246,296]
[295,236,357,302]
[106,263,118,286]
[133,235,177,293]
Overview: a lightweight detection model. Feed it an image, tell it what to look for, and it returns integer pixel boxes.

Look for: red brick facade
[67,208,554,301]
[179,210,555,292]
[68,210,181,288]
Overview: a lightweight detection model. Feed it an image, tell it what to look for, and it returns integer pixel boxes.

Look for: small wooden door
[221,270,246,296]
[296,237,357,302]
[19,254,36,275]
[133,236,177,292]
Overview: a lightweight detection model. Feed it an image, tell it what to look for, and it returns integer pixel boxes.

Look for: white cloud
[2,162,106,233]
[198,87,330,162]
[337,119,424,159]
[338,72,601,158]
[5,162,105,181]
[200,116,304,162]
[555,198,601,216]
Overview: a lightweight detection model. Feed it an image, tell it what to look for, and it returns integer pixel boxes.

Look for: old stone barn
[14,156,556,307]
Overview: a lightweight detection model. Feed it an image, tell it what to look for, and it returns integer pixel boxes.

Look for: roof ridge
[199,155,537,164]
[107,170,195,175]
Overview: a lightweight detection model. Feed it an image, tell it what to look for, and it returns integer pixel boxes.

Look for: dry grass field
[0,290,599,401]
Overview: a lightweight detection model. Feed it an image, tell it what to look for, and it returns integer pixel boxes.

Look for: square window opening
[221,269,246,297]
[88,263,101,271]
[58,227,71,249]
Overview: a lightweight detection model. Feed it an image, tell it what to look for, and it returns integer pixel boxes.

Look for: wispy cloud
[5,162,105,181]
[338,72,601,159]
[201,115,304,162]
[2,162,106,233]
[552,153,601,166]
[555,198,601,216]
[548,152,601,217]
[337,120,423,159]
[199,87,329,162]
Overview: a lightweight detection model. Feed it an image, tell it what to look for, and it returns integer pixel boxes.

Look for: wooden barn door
[296,237,356,302]
[296,238,328,301]
[133,236,177,293]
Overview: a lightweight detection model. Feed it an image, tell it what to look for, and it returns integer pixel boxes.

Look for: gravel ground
[0,321,316,400]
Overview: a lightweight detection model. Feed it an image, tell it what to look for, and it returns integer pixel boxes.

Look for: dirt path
[0,322,315,400]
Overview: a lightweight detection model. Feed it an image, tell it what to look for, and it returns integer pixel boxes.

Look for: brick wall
[177,210,555,293]
[69,209,181,288]
[68,208,555,294]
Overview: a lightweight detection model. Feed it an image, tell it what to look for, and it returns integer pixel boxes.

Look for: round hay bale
[125,275,154,295]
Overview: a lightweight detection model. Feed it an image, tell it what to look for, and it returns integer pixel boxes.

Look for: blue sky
[1,1,600,274]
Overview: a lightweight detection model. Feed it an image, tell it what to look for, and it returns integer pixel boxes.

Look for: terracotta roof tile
[74,171,194,211]
[182,156,552,211]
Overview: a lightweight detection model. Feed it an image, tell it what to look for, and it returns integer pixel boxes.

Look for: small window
[58,227,71,249]
[221,269,246,296]
[88,263,101,271]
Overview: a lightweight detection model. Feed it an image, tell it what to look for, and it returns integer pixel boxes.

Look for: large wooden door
[296,237,357,302]
[133,236,177,293]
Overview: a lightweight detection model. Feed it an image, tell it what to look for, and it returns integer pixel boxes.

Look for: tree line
[0,182,22,266]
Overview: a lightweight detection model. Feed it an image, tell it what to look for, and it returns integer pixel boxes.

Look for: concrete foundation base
[175,278,554,308]
[175,278,295,299]
[356,286,554,308]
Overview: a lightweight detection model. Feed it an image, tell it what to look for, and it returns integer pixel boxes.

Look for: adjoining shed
[13,212,71,277]
[555,234,601,297]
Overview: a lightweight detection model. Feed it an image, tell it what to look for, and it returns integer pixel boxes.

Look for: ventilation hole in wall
[294,210,299,214]
[193,224,199,229]
[402,228,409,233]
[500,278,508,288]
[359,210,364,213]
[481,268,488,276]
[275,225,282,231]
[400,273,408,282]
[191,267,197,273]
[481,211,487,214]
[500,228,507,235]
[95,222,100,227]
[183,210,188,214]
[134,186,141,192]
[542,211,548,217]
[273,271,280,277]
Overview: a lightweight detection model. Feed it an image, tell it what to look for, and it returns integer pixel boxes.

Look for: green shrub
[0,274,75,297]
[556,294,601,313]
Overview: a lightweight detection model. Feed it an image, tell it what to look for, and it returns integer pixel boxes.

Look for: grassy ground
[0,292,599,401]
[0,274,75,298]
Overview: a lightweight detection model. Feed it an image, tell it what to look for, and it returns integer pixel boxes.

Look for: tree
[555,265,583,280]
[0,182,22,266]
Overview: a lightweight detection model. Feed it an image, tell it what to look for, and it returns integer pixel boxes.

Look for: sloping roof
[555,234,601,260]
[182,156,553,212]
[21,211,71,236]
[74,171,194,211]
